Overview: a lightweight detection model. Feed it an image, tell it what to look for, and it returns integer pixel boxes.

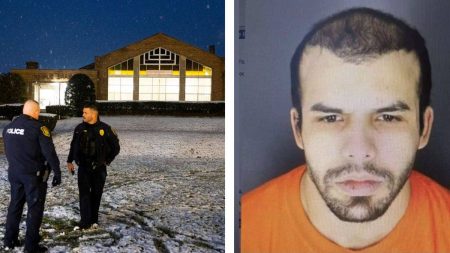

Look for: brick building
[12,33,224,108]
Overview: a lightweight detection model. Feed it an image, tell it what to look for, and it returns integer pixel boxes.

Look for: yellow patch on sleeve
[99,129,105,136]
[40,126,51,137]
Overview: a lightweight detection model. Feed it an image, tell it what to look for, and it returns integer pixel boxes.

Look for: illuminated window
[34,82,67,109]
[139,47,180,101]
[185,59,212,101]
[110,59,133,72]
[108,59,133,100]
[139,77,179,101]
[108,77,133,100]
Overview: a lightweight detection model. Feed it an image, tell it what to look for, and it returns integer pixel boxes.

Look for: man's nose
[341,123,376,162]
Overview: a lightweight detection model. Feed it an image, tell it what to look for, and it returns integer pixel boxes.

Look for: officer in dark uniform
[2,100,61,253]
[67,103,120,230]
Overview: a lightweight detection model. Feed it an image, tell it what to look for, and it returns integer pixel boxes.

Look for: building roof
[95,33,224,70]
[80,62,95,70]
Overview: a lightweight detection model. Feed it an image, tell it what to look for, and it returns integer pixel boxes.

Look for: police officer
[67,103,119,230]
[2,100,61,253]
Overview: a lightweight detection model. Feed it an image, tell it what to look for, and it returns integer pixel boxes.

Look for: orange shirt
[241,165,450,253]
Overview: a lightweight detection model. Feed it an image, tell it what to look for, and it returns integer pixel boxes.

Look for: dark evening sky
[0,0,224,73]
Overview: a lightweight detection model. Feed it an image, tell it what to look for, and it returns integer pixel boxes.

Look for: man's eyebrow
[310,103,343,114]
[310,101,410,114]
[375,101,410,113]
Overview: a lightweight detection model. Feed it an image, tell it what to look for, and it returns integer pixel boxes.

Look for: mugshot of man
[241,8,450,253]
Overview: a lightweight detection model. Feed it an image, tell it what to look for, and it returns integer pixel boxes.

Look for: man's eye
[320,115,340,123]
[378,114,400,122]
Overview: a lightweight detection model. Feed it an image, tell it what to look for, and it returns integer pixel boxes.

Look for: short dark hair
[291,7,431,131]
[83,102,99,113]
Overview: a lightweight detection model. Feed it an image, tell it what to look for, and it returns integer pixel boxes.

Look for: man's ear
[418,106,434,150]
[290,107,304,150]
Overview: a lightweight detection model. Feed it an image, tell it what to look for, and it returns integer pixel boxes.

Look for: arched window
[139,47,180,101]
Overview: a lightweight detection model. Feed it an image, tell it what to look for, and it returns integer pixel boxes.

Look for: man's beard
[307,162,412,222]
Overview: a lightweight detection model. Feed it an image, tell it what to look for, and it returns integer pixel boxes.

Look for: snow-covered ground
[0,116,225,252]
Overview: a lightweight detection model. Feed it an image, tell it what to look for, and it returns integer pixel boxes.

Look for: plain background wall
[237,0,450,193]
[236,0,450,250]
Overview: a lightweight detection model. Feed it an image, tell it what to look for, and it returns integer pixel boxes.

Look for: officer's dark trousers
[78,165,106,227]
[4,172,47,251]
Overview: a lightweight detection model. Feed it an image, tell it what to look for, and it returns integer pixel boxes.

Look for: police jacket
[67,120,120,167]
[2,114,61,176]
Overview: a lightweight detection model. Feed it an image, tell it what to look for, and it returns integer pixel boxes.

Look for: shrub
[0,73,27,104]
[65,74,95,116]
[39,113,58,131]
[0,104,23,120]
[46,105,71,118]
[46,101,225,117]
[0,104,58,131]
[95,101,225,116]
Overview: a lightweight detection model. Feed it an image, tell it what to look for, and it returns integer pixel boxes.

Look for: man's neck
[300,170,411,249]
[24,113,38,120]
[86,119,98,125]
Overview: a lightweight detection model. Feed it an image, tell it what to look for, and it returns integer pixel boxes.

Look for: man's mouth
[335,179,383,197]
